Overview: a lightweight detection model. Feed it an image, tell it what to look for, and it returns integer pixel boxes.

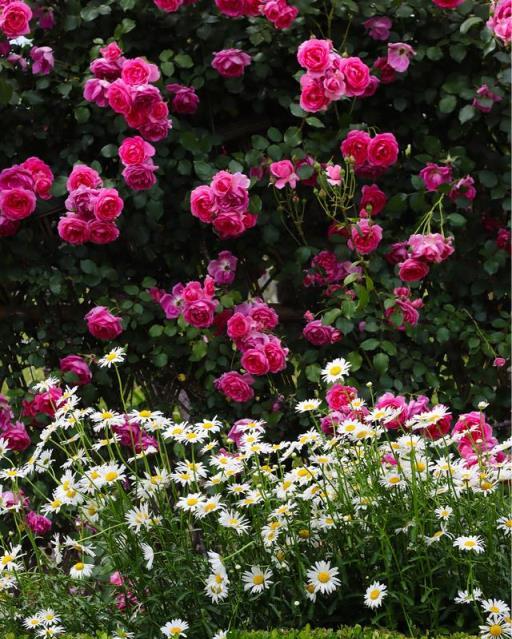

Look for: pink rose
[3,421,31,452]
[419,163,453,191]
[385,241,409,265]
[249,301,279,329]
[227,312,253,339]
[349,218,383,254]
[212,211,246,238]
[20,157,53,200]
[376,392,407,429]
[303,319,341,345]
[340,130,371,167]
[154,0,184,11]
[0,187,36,220]
[241,348,270,376]
[90,57,122,81]
[472,84,502,113]
[207,250,238,286]
[83,78,110,108]
[88,220,120,244]
[65,186,98,219]
[119,136,155,165]
[0,1,32,37]
[360,184,387,216]
[398,258,430,282]
[487,0,512,43]
[59,355,92,385]
[67,165,103,192]
[299,76,330,112]
[449,175,476,202]
[325,164,343,186]
[93,188,124,221]
[408,233,454,264]
[363,16,392,40]
[326,385,357,411]
[58,215,90,245]
[297,38,332,74]
[270,160,299,189]
[167,85,199,114]
[85,306,123,340]
[263,0,298,28]
[215,371,254,402]
[212,49,251,78]
[26,511,52,535]
[107,79,133,115]
[100,42,123,61]
[190,185,217,223]
[264,341,287,373]
[432,0,464,7]
[387,43,415,73]
[338,57,371,97]
[121,57,159,86]
[493,357,507,367]
[0,166,34,191]
[215,0,246,17]
[367,133,399,168]
[373,57,397,84]
[385,298,423,330]
[183,299,216,328]
[122,163,158,190]
[0,215,19,237]
[30,46,54,75]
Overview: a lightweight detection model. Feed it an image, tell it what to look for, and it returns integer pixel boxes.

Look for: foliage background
[0,0,510,427]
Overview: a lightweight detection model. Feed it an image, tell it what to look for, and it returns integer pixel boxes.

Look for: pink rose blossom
[93,188,124,221]
[30,46,54,75]
[88,220,120,244]
[215,371,254,402]
[360,184,387,215]
[119,136,155,165]
[338,57,371,97]
[303,319,341,345]
[67,165,103,192]
[297,38,332,74]
[398,258,430,282]
[419,163,453,191]
[367,132,399,168]
[59,355,92,385]
[0,187,36,220]
[387,43,415,73]
[270,160,299,189]
[340,130,371,168]
[58,215,90,245]
[363,16,392,41]
[349,218,383,255]
[493,357,507,367]
[122,163,158,191]
[207,250,238,286]
[212,49,251,78]
[0,1,32,38]
[26,511,52,535]
[325,164,343,186]
[85,306,123,341]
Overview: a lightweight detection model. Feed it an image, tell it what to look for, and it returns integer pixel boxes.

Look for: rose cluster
[340,130,399,177]
[0,156,54,238]
[487,0,511,45]
[0,394,31,453]
[215,299,288,402]
[391,233,455,283]
[453,411,505,465]
[214,0,298,29]
[190,170,257,239]
[297,38,374,113]
[419,163,477,207]
[118,136,158,191]
[57,165,124,245]
[152,276,219,329]
[303,250,362,289]
[0,1,32,38]
[384,287,424,331]
[84,42,171,142]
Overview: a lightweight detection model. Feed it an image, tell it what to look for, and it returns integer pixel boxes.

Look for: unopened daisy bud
[366,381,373,388]
[405,144,412,157]
[478,401,489,410]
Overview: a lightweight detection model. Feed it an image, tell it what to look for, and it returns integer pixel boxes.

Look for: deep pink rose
[215,371,254,402]
[107,79,133,115]
[93,188,124,221]
[0,215,19,237]
[248,301,279,329]
[0,166,34,191]
[419,163,453,191]
[303,319,341,345]
[26,511,52,535]
[212,49,251,78]
[88,220,120,244]
[20,157,53,200]
[376,392,408,429]
[363,16,392,40]
[122,57,159,86]
[67,165,102,192]
[85,306,123,340]
[449,176,476,202]
[493,357,507,367]
[398,258,430,282]
[340,130,371,167]
[122,163,158,190]
[90,58,122,81]
[215,0,246,17]
[212,211,246,238]
[487,0,512,43]
[154,0,184,10]
[183,299,216,328]
[0,1,32,37]
[241,348,270,376]
[338,57,371,97]
[119,136,155,165]
[263,0,298,28]
[208,250,238,286]
[432,0,464,7]
[349,218,383,254]
[264,341,287,373]
[360,184,387,216]
[58,215,90,245]
[373,56,397,84]
[385,298,423,330]
[3,421,31,452]
[100,42,123,61]
[167,85,199,114]
[0,187,36,220]
[408,233,454,264]
[385,241,409,265]
[190,185,217,222]
[227,312,253,339]
[59,355,92,385]
[300,76,330,113]
[367,133,399,168]
[326,384,357,411]
[270,160,299,189]
[30,46,54,75]
[297,38,332,73]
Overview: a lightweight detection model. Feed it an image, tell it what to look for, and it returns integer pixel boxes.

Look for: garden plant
[0,0,510,637]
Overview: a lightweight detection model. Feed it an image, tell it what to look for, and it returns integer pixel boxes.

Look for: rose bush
[0,0,509,439]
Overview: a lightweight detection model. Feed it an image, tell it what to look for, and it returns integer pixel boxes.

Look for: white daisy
[98,347,126,368]
[453,535,485,553]
[23,615,43,630]
[218,509,250,535]
[479,615,512,639]
[454,588,482,604]
[434,505,453,521]
[321,358,351,383]
[242,565,273,594]
[306,560,341,595]
[295,399,321,413]
[497,515,512,536]
[141,543,154,570]
[69,561,94,579]
[364,581,387,609]
[161,619,189,637]
[481,599,511,617]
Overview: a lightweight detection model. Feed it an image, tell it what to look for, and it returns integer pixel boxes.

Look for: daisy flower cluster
[0,353,509,637]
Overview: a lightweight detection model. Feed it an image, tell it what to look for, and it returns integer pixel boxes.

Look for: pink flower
[338,57,371,97]
[183,299,217,328]
[247,300,279,330]
[241,348,270,375]
[0,165,34,191]
[21,157,53,200]
[190,185,217,223]
[487,0,512,43]
[326,385,357,411]
[83,78,110,108]
[212,49,251,78]
[367,132,399,168]
[93,188,124,221]
[387,43,415,73]
[208,250,238,286]
[385,297,423,330]
[449,175,476,202]
[121,57,159,86]
[270,160,299,189]
[154,0,184,11]
[3,421,31,452]
[107,79,133,115]
[408,233,454,263]
[472,84,503,113]
[363,16,392,41]
[58,215,90,245]
[30,46,54,75]
[122,163,158,191]
[26,511,52,535]
[297,38,332,74]
[67,165,103,192]
[323,70,346,100]
[166,84,199,115]
[360,184,387,216]
[340,130,371,167]
[398,258,430,282]
[85,306,123,341]
[0,1,32,38]
[264,340,287,373]
[432,0,464,6]
[88,220,120,244]
[325,164,343,186]
[263,0,298,28]
[303,319,341,345]
[385,241,410,265]
[376,392,407,429]
[119,136,155,165]
[299,76,330,112]
[215,371,254,402]
[496,228,511,254]
[59,355,92,385]
[373,56,397,84]
[0,215,19,237]
[419,163,453,191]
[349,218,383,255]
[493,357,507,367]
[100,42,123,62]
[0,187,36,220]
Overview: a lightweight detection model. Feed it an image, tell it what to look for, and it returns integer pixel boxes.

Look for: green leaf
[460,16,483,33]
[149,325,164,338]
[80,259,97,274]
[174,53,194,69]
[0,79,13,105]
[305,117,325,128]
[190,340,207,361]
[458,105,475,124]
[361,338,379,351]
[373,352,389,375]
[100,144,118,158]
[439,95,457,113]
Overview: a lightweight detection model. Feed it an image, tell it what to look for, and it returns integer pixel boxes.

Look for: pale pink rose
[212,49,251,78]
[297,38,332,73]
[325,164,343,186]
[270,160,299,189]
[387,43,415,73]
[363,16,392,40]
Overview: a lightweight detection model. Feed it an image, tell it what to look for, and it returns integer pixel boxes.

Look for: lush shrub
[0,358,509,637]
[0,0,510,433]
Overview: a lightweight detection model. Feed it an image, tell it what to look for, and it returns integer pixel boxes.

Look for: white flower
[36,626,65,638]
[125,503,153,532]
[98,347,126,368]
[453,535,485,553]
[177,492,205,513]
[23,615,43,630]
[364,581,388,609]
[211,631,227,639]
[479,615,512,639]
[141,543,154,570]
[481,599,511,617]
[161,619,189,637]
[0,544,24,571]
[434,505,453,521]
[33,377,59,392]
[69,562,94,579]
[454,588,482,604]
[242,566,273,594]
[39,609,60,626]
[497,515,512,536]
[218,509,250,534]
[321,358,351,383]
[306,560,341,595]
[112,629,135,639]
[295,399,321,413]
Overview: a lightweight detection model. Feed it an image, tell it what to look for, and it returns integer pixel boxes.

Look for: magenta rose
[67,165,103,192]
[85,306,123,340]
[190,185,217,223]
[83,78,110,107]
[212,211,247,238]
[398,258,430,282]
[367,133,399,168]
[363,16,392,40]
[297,38,332,74]
[326,384,357,411]
[59,355,92,385]
[30,46,54,75]
[21,157,54,200]
[121,57,157,86]
[264,341,287,373]
[93,188,124,221]
[300,76,330,113]
[119,136,155,165]
[385,241,409,265]
[227,312,253,339]
[26,511,52,535]
[215,371,254,402]
[183,299,216,328]
[0,187,36,221]
[338,57,371,97]
[88,220,120,244]
[270,160,299,189]
[303,319,341,345]
[107,79,133,115]
[360,184,387,216]
[241,348,270,376]
[154,0,184,10]
[100,42,123,61]
[493,357,507,367]
[168,86,199,114]
[419,163,453,191]
[0,215,19,237]
[208,250,238,286]
[432,0,464,7]
[212,49,252,78]
[349,219,383,255]
[58,215,90,245]
[0,1,32,38]
[340,130,371,168]
[122,163,158,190]
[3,421,31,452]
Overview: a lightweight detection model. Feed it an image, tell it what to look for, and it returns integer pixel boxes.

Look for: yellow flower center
[388,476,400,484]
[306,583,315,593]
[74,562,85,571]
[1,555,13,565]
[170,627,182,636]
[489,625,503,637]
[329,365,342,375]
[139,410,152,418]
[490,605,500,613]
[463,540,476,548]
[229,518,239,526]
[298,468,309,477]
[186,498,198,506]
[101,411,113,419]
[369,589,380,600]
[253,575,264,585]
[104,471,118,482]
[317,571,330,583]
[299,529,310,539]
